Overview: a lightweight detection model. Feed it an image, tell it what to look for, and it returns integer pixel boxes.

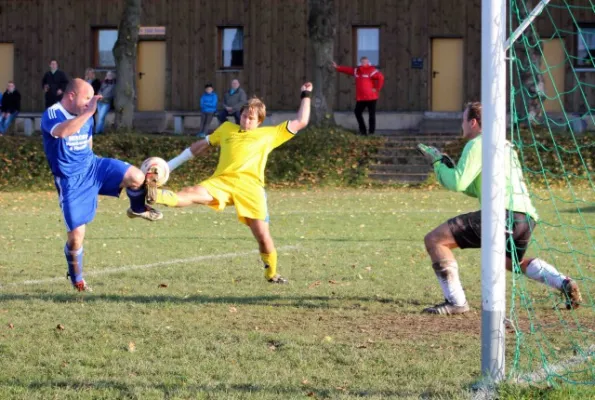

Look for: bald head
[65,78,93,96]
[62,78,96,115]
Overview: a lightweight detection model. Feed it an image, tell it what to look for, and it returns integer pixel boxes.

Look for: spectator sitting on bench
[0,81,21,135]
[95,71,116,134]
[84,68,102,94]
[217,79,247,125]
[197,83,218,138]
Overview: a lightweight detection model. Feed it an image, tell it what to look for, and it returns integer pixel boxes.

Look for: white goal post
[480,0,551,384]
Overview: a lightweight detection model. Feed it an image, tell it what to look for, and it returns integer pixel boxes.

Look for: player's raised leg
[246,218,287,284]
[153,185,215,208]
[506,258,583,309]
[423,221,469,315]
[122,165,163,221]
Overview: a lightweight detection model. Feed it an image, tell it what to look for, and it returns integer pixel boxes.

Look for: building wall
[0,0,593,112]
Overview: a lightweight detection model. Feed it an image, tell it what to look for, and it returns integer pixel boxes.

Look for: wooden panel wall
[0,0,593,112]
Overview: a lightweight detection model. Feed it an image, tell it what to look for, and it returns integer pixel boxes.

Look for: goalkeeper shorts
[447,209,536,261]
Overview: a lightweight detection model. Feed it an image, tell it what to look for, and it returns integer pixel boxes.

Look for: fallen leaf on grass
[301,379,309,385]
[229,306,238,313]
[158,283,168,288]
[308,281,321,289]
[128,342,136,352]
[56,324,65,330]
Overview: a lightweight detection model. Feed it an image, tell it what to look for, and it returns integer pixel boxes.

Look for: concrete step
[418,118,463,134]
[376,130,460,138]
[382,140,454,149]
[369,164,432,174]
[371,154,428,165]
[368,172,429,183]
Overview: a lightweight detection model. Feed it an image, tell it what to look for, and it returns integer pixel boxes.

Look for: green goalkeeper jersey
[434,135,539,221]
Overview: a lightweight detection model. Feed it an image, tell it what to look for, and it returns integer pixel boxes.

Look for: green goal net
[508,0,595,386]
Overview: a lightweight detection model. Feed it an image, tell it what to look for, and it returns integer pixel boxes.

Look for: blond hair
[240,97,266,124]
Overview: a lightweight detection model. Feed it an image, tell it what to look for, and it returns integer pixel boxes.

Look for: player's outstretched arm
[51,95,100,138]
[166,139,210,171]
[287,82,312,133]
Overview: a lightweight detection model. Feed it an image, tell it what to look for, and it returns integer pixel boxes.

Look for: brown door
[431,38,464,111]
[136,41,166,111]
[0,43,14,88]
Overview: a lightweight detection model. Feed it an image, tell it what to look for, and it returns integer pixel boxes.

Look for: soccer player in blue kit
[42,78,162,291]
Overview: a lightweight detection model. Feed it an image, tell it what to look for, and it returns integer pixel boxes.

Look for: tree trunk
[307,0,336,127]
[113,0,141,130]
[517,1,545,126]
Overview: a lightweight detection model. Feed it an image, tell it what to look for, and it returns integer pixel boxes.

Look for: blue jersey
[42,103,95,177]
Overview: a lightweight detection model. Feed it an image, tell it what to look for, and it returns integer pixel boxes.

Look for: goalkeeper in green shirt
[418,102,582,315]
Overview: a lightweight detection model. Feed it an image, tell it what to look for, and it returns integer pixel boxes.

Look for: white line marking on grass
[511,344,595,385]
[1,245,300,288]
[0,208,461,217]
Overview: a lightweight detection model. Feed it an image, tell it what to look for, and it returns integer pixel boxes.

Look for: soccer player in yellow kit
[148,82,313,283]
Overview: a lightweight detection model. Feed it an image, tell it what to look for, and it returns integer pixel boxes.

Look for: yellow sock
[156,189,179,207]
[261,250,278,280]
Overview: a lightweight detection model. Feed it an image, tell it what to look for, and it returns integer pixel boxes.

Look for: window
[219,27,244,69]
[577,24,595,68]
[355,27,380,66]
[93,28,118,68]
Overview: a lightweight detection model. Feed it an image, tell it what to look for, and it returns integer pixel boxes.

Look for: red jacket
[335,64,385,101]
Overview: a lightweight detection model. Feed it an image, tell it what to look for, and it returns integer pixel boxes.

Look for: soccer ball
[140,157,170,186]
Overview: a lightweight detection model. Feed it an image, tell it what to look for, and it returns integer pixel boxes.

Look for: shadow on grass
[0,379,453,399]
[562,206,595,213]
[0,293,423,309]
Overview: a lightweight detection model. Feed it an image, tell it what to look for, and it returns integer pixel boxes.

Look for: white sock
[167,148,193,171]
[525,258,566,290]
[432,260,467,306]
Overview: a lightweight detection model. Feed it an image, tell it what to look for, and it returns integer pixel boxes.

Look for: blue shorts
[54,157,131,231]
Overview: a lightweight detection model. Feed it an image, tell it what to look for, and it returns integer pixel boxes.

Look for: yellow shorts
[199,176,268,225]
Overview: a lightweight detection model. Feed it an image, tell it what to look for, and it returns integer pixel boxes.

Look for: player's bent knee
[67,227,85,249]
[124,166,145,188]
[424,231,437,251]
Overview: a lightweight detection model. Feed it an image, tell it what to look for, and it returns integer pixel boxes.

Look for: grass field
[0,188,593,399]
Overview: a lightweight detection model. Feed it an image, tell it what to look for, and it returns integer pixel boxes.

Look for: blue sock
[64,244,84,285]
[127,187,147,213]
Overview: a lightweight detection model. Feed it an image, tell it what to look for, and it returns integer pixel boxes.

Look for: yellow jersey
[206,121,296,186]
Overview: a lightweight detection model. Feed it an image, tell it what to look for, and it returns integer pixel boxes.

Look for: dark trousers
[199,112,215,134]
[354,100,377,135]
[217,109,241,125]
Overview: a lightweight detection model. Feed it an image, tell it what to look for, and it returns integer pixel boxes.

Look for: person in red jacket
[333,56,385,135]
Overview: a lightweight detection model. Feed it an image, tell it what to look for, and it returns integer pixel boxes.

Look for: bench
[170,111,277,134]
[171,111,203,134]
[16,112,43,136]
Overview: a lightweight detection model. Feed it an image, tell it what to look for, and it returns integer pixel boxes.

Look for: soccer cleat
[145,168,160,204]
[267,275,288,284]
[127,205,163,221]
[422,300,470,315]
[73,280,92,292]
[67,273,92,292]
[561,278,582,310]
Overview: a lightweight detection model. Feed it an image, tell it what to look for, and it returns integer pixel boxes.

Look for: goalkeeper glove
[417,143,456,168]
